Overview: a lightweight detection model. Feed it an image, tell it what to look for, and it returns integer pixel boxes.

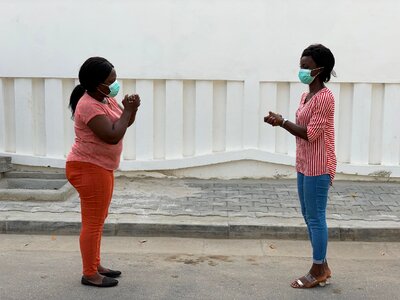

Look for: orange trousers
[66,161,114,276]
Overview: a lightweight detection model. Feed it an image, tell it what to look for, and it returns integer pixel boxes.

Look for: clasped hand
[122,94,141,112]
[264,111,284,127]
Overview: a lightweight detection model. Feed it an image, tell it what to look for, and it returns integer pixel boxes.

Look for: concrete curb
[1,217,399,242]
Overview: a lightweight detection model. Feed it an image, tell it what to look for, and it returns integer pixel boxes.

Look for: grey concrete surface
[0,156,12,173]
[0,177,399,240]
[0,235,399,300]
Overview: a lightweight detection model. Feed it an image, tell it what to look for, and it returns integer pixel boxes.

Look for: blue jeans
[297,172,330,264]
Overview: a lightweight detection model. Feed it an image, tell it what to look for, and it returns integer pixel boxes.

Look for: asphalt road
[0,235,399,300]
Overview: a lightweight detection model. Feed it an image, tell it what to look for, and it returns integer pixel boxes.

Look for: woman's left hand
[264,111,283,127]
[122,94,141,112]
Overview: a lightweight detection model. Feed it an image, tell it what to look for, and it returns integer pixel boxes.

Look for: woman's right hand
[122,94,141,112]
[264,111,283,126]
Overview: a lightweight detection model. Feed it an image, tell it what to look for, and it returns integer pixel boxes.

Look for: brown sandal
[291,272,329,288]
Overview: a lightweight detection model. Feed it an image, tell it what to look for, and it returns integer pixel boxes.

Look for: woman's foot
[83,272,104,285]
[323,261,332,279]
[291,263,328,288]
[81,272,118,287]
[98,264,122,278]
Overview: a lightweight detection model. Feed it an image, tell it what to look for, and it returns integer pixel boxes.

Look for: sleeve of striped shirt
[306,93,334,143]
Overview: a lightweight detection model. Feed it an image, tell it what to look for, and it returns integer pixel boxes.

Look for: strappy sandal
[291,272,329,289]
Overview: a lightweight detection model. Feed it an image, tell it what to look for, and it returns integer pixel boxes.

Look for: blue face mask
[298,67,323,85]
[106,80,120,97]
[100,80,120,97]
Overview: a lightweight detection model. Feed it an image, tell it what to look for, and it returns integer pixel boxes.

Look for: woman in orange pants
[66,57,140,287]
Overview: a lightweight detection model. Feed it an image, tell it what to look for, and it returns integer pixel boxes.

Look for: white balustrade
[0,77,399,178]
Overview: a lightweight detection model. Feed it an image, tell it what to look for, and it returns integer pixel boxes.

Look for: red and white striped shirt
[295,87,337,184]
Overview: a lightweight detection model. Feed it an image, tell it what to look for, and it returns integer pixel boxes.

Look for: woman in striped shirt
[264,44,336,289]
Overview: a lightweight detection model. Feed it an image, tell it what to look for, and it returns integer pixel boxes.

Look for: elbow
[306,134,315,143]
[305,131,312,142]
[108,140,120,145]
[102,134,122,145]
[108,137,122,145]
[305,128,316,143]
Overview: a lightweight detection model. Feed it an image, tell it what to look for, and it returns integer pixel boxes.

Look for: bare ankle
[310,263,325,277]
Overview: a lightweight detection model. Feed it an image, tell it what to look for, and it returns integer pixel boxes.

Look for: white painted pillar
[226,81,244,151]
[381,84,400,165]
[14,79,34,155]
[120,79,137,160]
[31,79,45,156]
[369,84,384,165]
[258,82,276,152]
[62,79,76,156]
[337,84,353,163]
[135,80,154,160]
[288,83,304,157]
[44,79,64,157]
[182,81,196,157]
[195,80,213,155]
[153,80,166,159]
[0,80,5,152]
[275,83,290,154]
[243,78,259,149]
[1,79,15,153]
[213,81,226,152]
[350,83,372,164]
[165,80,183,159]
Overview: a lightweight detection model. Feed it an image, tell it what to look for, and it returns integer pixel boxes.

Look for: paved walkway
[1,177,399,240]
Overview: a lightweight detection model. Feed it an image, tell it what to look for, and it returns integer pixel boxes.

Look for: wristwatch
[281,118,288,127]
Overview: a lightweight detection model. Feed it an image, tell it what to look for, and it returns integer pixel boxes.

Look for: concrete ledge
[0,182,75,201]
[1,219,399,242]
[4,171,66,179]
[115,223,230,238]
[338,227,400,242]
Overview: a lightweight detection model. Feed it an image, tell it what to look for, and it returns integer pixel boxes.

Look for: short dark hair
[301,44,335,83]
[69,57,114,116]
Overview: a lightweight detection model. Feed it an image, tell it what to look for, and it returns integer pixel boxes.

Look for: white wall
[0,0,399,178]
[2,0,400,82]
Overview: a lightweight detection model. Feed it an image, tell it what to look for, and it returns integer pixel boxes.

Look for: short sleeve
[76,100,107,125]
[306,92,334,143]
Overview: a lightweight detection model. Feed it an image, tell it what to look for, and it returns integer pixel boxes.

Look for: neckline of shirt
[303,87,327,105]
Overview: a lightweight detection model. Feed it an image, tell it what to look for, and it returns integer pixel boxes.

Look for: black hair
[69,57,114,116]
[301,44,335,83]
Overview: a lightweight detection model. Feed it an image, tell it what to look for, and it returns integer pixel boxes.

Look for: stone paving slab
[0,177,399,240]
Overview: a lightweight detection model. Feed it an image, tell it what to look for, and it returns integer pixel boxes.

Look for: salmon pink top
[67,93,123,170]
[295,87,337,184]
